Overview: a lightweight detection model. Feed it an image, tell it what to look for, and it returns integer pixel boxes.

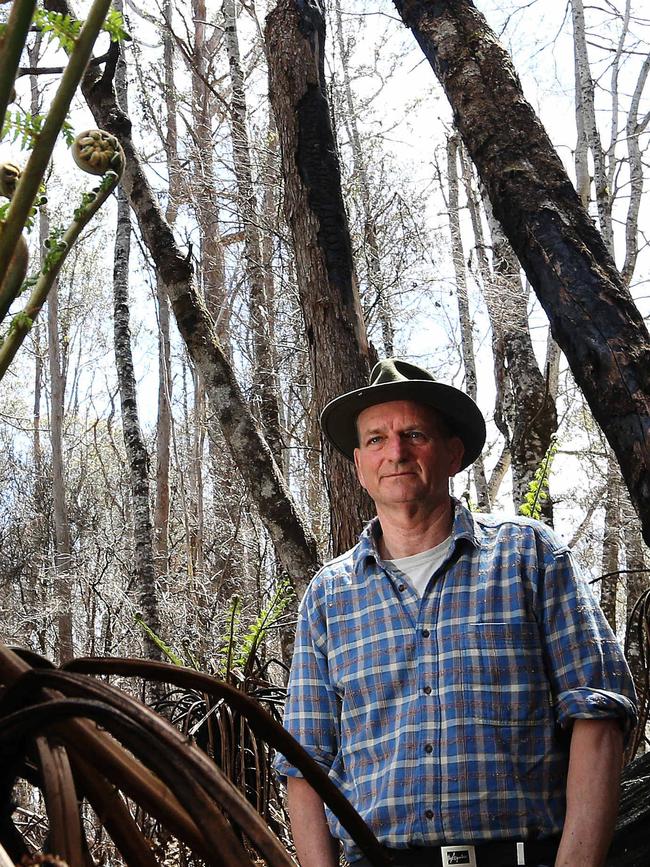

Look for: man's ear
[353,448,367,490]
[448,436,465,477]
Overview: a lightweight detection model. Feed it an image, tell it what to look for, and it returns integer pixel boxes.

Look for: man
[275,359,637,867]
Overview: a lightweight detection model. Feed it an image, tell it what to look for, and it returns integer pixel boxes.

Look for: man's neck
[376,497,455,559]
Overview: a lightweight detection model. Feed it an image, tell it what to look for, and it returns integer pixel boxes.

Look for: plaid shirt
[275,501,637,862]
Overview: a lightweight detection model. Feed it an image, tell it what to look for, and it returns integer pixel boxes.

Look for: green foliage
[42,226,68,273]
[7,310,33,334]
[519,437,558,520]
[34,9,82,53]
[33,7,130,52]
[217,594,242,679]
[234,579,295,673]
[2,108,75,149]
[103,8,131,42]
[135,580,295,681]
[73,173,119,222]
[135,614,186,666]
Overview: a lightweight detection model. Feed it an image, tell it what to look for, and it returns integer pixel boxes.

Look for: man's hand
[555,718,624,867]
[287,776,340,867]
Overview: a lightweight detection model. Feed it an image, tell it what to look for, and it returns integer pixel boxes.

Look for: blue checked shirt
[274,500,637,862]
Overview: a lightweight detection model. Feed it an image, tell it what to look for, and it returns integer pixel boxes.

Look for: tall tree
[570,0,650,608]
[153,0,179,575]
[445,134,489,508]
[112,10,161,656]
[392,0,650,545]
[333,0,395,356]
[452,139,557,515]
[27,31,74,662]
[224,0,283,463]
[265,0,375,554]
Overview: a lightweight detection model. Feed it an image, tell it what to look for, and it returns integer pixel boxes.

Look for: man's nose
[385,433,409,460]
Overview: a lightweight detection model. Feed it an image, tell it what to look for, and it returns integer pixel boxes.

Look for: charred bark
[393,0,650,545]
[265,0,376,554]
[600,452,622,631]
[64,33,320,597]
[609,751,650,866]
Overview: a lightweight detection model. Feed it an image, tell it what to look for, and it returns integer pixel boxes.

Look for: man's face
[353,400,464,511]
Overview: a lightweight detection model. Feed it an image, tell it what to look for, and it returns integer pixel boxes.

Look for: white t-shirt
[385,534,452,597]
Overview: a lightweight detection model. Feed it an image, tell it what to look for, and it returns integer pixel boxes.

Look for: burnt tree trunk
[608,751,650,866]
[265,0,376,554]
[393,0,650,546]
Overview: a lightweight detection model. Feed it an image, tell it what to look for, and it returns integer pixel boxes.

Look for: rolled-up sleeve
[273,576,340,779]
[537,533,637,737]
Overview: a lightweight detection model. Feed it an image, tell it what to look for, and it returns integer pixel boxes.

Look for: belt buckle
[440,845,477,867]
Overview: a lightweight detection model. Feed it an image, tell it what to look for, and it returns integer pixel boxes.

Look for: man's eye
[407,431,424,439]
[367,435,382,445]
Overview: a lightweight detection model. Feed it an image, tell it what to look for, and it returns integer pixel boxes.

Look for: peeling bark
[393,0,650,545]
[623,496,649,734]
[461,134,557,517]
[265,0,376,554]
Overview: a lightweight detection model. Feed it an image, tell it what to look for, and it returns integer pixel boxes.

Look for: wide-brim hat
[320,358,486,471]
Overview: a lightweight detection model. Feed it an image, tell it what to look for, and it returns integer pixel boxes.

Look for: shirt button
[425,743,433,754]
[425,809,434,820]
[421,629,430,638]
[398,584,406,592]
[423,685,432,695]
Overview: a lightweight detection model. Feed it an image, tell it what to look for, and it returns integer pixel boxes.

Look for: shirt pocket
[459,621,553,726]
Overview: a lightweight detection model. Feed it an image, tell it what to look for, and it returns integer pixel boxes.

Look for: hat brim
[320,380,486,471]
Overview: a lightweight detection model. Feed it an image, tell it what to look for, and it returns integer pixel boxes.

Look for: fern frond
[235,579,295,673]
[134,615,185,667]
[215,595,241,680]
[519,436,558,521]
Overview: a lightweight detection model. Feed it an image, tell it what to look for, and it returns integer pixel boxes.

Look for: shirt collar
[352,497,480,575]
